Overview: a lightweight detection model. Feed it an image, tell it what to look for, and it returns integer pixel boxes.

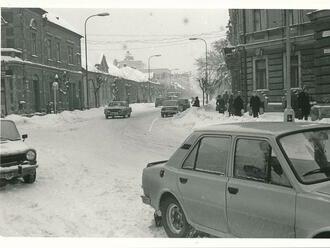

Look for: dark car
[0,120,38,187]
[104,101,132,119]
[178,98,191,112]
[161,100,179,118]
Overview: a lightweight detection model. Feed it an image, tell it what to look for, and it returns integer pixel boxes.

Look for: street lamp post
[284,10,295,122]
[84,12,109,109]
[148,54,161,102]
[189,37,208,106]
[52,74,59,114]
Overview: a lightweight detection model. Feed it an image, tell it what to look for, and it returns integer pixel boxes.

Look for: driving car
[0,119,38,187]
[141,122,330,238]
[161,100,179,118]
[177,98,191,112]
[104,101,132,119]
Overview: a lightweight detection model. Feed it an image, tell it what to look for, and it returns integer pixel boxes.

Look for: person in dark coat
[216,95,226,114]
[298,86,311,120]
[192,96,200,107]
[250,91,261,118]
[223,91,229,112]
[233,92,244,116]
[228,94,234,116]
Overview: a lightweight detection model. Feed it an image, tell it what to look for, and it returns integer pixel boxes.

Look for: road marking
[148,117,159,132]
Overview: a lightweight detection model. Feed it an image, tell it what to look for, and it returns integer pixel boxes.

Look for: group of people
[216,91,244,116]
[289,86,311,120]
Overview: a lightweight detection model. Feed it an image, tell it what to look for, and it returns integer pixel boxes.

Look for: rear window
[163,100,178,106]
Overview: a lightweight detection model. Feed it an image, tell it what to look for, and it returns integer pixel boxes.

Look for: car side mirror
[22,134,28,141]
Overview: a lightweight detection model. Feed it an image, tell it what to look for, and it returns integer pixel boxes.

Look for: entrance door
[32,75,40,112]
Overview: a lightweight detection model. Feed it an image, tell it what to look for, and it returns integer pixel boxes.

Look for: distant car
[104,101,132,118]
[161,100,179,118]
[0,120,38,187]
[177,98,191,112]
[142,122,330,238]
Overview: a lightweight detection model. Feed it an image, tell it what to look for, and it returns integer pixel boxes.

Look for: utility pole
[284,9,295,122]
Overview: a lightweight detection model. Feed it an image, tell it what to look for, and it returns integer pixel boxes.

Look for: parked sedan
[177,98,191,112]
[104,101,132,118]
[0,119,38,187]
[142,122,330,238]
[161,100,179,118]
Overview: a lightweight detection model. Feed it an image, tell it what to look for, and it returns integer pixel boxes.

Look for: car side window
[234,138,291,187]
[194,136,230,175]
[182,142,199,170]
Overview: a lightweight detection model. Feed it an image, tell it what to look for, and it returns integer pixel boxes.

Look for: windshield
[108,102,126,107]
[163,100,178,107]
[0,120,21,141]
[279,128,330,184]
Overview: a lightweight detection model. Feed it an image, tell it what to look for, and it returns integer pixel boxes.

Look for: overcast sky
[45,8,229,74]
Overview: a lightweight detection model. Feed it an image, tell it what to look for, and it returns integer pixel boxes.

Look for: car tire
[161,196,191,238]
[23,171,36,184]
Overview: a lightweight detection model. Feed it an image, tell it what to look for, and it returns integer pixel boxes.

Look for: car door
[226,137,296,238]
[176,135,231,233]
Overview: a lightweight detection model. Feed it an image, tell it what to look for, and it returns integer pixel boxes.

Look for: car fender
[307,226,330,238]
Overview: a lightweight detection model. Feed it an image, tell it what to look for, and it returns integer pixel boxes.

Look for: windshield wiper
[303,167,330,177]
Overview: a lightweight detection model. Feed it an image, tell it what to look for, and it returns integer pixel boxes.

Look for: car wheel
[23,171,36,184]
[161,197,191,238]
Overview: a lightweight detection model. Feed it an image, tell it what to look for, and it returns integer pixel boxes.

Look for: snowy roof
[171,81,185,90]
[43,13,82,37]
[1,48,22,53]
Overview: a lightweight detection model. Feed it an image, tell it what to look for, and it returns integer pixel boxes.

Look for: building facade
[1,8,83,115]
[224,9,330,110]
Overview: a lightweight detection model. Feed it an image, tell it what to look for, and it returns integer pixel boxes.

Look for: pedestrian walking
[298,86,311,120]
[192,96,200,107]
[228,94,234,116]
[223,91,229,112]
[216,95,226,114]
[250,91,261,118]
[233,92,244,116]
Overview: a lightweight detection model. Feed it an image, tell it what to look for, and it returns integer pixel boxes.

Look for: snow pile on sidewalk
[5,103,155,128]
[172,104,330,130]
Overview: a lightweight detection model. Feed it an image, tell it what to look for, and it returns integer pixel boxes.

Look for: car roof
[195,122,330,137]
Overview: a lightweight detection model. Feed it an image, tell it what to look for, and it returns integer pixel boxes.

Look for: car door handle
[228,187,239,194]
[179,177,188,184]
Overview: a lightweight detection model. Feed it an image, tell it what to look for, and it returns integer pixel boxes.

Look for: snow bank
[5,103,155,128]
[172,103,330,130]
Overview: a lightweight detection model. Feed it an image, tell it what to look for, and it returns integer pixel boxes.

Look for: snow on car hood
[0,140,29,156]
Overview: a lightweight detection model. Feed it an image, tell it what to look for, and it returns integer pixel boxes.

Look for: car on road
[155,97,165,107]
[0,119,38,187]
[161,100,179,118]
[141,122,330,238]
[104,101,132,119]
[177,98,191,112]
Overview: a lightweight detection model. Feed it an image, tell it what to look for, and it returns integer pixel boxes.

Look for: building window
[68,46,73,64]
[31,32,37,55]
[253,9,262,31]
[288,10,299,25]
[76,54,81,66]
[255,59,267,89]
[55,41,61,61]
[46,38,52,59]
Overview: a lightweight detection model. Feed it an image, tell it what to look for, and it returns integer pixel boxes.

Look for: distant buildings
[1,8,164,116]
[224,9,330,110]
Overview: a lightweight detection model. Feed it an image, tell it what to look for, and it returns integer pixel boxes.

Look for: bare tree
[92,74,106,107]
[195,38,231,101]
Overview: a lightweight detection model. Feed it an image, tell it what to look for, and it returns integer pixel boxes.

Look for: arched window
[29,18,37,30]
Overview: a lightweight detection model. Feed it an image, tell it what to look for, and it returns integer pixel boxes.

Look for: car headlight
[26,150,36,161]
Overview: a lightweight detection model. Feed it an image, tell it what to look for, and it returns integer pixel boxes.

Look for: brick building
[1,8,83,115]
[224,9,330,111]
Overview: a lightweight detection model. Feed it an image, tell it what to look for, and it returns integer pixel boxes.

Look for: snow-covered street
[1,103,330,237]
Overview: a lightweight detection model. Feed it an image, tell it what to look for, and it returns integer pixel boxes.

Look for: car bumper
[161,110,178,115]
[105,112,126,116]
[0,164,38,180]
[141,195,151,205]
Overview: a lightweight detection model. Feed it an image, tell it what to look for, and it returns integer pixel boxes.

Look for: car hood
[106,106,126,110]
[0,140,29,156]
